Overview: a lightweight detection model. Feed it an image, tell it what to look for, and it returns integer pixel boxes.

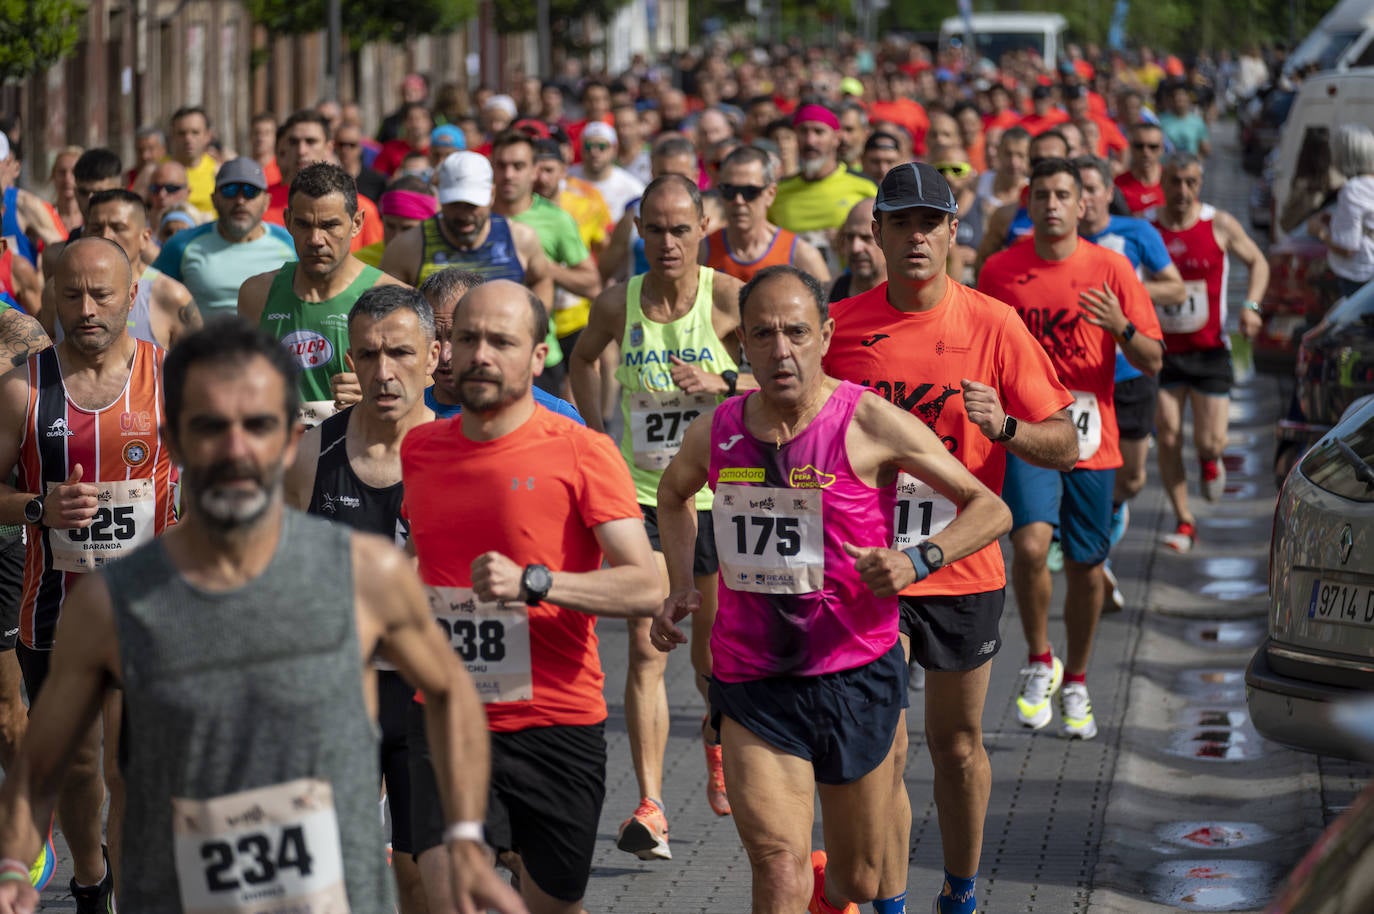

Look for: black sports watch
[917,541,945,571]
[995,415,1019,443]
[721,370,739,397]
[521,564,553,606]
[1116,321,1137,343]
[23,495,44,527]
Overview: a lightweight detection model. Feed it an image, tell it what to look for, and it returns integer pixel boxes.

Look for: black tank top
[306,408,408,545]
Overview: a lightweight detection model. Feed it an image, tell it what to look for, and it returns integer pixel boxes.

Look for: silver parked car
[1247,396,1374,760]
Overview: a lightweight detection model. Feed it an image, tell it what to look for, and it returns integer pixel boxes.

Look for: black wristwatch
[1116,321,1137,343]
[521,564,553,606]
[23,495,44,527]
[994,415,1018,443]
[917,541,945,571]
[721,370,739,397]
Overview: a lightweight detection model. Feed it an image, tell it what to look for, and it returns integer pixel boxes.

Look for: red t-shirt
[824,280,1072,596]
[983,109,1022,133]
[1114,171,1164,216]
[401,407,642,732]
[1018,109,1071,136]
[264,183,384,253]
[978,240,1163,471]
[373,139,425,177]
[868,99,931,154]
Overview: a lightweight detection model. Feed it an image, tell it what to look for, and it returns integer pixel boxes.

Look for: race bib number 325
[172,778,349,914]
[48,479,155,573]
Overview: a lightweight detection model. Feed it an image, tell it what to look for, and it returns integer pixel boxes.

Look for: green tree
[247,0,475,48]
[492,0,631,35]
[0,0,83,84]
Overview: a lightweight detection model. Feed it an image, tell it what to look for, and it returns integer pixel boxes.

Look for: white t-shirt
[1329,174,1374,283]
[569,164,646,223]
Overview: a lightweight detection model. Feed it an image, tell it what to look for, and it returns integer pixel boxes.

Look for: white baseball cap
[436,152,493,207]
[0,132,10,162]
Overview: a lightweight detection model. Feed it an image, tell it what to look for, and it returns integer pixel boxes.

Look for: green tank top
[615,266,737,509]
[260,263,383,421]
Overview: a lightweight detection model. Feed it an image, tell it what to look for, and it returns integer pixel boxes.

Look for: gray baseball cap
[215,157,268,190]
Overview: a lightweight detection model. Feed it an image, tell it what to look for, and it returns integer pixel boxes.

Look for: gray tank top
[104,509,392,913]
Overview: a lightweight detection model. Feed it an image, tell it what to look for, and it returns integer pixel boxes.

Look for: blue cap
[430,124,466,151]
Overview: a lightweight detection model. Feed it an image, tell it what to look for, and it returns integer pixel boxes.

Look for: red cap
[512,118,552,140]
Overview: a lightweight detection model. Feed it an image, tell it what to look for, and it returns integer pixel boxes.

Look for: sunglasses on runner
[717,184,767,203]
[583,142,612,152]
[218,183,264,200]
[148,183,186,195]
[933,162,973,178]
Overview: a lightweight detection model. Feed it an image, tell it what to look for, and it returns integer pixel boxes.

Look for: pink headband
[792,104,841,130]
[379,190,439,220]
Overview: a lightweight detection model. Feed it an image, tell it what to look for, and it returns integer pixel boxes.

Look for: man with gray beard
[767,104,877,276]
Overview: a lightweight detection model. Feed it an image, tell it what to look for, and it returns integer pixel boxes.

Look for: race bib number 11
[172,778,350,914]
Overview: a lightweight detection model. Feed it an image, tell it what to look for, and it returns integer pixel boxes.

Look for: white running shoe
[1060,682,1099,740]
[1015,656,1064,729]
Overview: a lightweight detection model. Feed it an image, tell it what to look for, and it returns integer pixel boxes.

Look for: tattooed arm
[152,274,202,348]
[0,308,51,368]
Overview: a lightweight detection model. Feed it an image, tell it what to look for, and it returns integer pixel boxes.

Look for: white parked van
[1271,70,1374,237]
[1285,0,1374,76]
[939,13,1068,72]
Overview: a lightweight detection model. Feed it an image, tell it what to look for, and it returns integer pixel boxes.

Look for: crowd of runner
[0,31,1274,914]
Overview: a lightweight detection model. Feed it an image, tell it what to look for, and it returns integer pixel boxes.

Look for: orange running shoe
[616,797,671,860]
[808,849,860,914]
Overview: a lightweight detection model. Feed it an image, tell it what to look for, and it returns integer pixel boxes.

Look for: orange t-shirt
[824,280,1072,597]
[978,240,1163,472]
[401,406,642,732]
[264,183,384,253]
[868,99,930,154]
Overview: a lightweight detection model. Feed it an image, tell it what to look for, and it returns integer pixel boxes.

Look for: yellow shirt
[185,154,219,216]
[552,178,613,338]
[768,166,876,234]
[355,240,385,268]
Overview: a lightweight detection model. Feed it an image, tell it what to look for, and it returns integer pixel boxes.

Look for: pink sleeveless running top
[708,381,898,681]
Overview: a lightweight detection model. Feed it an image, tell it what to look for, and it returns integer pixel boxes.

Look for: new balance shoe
[28,815,54,890]
[703,720,731,817]
[1015,656,1064,729]
[1108,502,1130,548]
[808,850,860,914]
[70,846,115,914]
[1162,521,1197,553]
[1201,458,1226,502]
[617,797,671,860]
[1060,682,1099,740]
[1101,560,1124,614]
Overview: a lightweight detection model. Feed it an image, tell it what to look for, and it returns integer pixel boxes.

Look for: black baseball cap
[1032,84,1055,100]
[874,162,958,215]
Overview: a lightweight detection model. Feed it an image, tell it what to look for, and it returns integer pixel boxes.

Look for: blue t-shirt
[424,385,585,424]
[1085,216,1173,383]
[152,221,296,316]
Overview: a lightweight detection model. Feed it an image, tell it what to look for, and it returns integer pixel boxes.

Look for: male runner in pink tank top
[651,265,1011,914]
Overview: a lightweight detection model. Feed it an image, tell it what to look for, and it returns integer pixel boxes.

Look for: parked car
[1262,698,1374,912]
[1272,281,1374,481]
[1247,394,1374,760]
[1255,205,1342,375]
